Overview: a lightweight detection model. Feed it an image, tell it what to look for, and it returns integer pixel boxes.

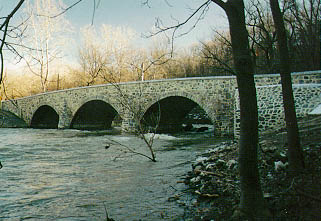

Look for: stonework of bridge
[1,71,320,136]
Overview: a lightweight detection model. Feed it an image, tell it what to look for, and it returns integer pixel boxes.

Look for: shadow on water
[29,127,122,139]
[72,128,122,137]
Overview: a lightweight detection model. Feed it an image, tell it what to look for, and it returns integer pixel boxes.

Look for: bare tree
[0,0,25,84]
[214,1,270,217]
[77,24,139,85]
[142,38,173,80]
[108,81,159,162]
[0,0,100,170]
[100,24,137,82]
[145,0,271,218]
[20,0,72,92]
[285,0,321,71]
[96,58,159,162]
[245,0,320,73]
[199,31,235,75]
[77,26,108,86]
[269,0,305,175]
[0,0,25,170]
[76,24,167,162]
[0,0,128,88]
[246,0,278,74]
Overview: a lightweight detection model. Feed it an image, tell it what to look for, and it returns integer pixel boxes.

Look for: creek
[0,127,224,220]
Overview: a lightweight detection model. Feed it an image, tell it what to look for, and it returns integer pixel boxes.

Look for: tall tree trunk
[222,0,270,218]
[269,0,305,175]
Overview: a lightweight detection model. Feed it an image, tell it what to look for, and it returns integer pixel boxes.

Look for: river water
[0,127,222,220]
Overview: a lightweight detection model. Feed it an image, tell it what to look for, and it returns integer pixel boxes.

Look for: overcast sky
[2,0,229,69]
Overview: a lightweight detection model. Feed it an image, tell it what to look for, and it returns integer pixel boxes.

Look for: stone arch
[71,96,122,116]
[70,98,121,130]
[141,92,215,133]
[30,105,59,129]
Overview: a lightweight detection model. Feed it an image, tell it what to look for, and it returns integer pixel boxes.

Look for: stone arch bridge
[1,71,320,136]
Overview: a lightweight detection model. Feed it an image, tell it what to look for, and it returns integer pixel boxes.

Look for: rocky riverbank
[179,115,321,220]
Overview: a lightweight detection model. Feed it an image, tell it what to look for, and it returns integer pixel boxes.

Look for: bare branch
[50,0,83,18]
[91,0,102,25]
[200,39,235,75]
[108,137,156,162]
[0,0,25,84]
[145,0,212,52]
[0,0,25,30]
[141,0,151,8]
[164,0,173,7]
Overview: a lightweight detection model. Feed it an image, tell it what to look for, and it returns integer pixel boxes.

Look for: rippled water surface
[0,128,220,220]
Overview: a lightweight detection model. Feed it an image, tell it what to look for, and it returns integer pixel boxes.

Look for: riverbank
[0,110,27,128]
[180,115,321,220]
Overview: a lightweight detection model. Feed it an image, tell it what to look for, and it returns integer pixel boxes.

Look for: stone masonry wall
[1,76,236,136]
[234,83,321,136]
[1,70,320,136]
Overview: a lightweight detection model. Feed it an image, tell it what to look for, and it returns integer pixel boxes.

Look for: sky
[1,0,229,69]
[64,0,228,45]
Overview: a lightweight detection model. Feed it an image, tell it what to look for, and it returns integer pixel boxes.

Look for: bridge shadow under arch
[70,100,120,130]
[141,96,212,133]
[31,105,59,129]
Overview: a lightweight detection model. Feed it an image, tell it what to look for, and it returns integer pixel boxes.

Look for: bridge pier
[58,118,72,129]
[58,101,72,129]
[121,118,138,133]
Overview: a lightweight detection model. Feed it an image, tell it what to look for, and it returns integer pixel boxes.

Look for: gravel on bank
[177,115,321,220]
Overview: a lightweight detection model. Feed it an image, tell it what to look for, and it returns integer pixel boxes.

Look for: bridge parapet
[254,70,321,86]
